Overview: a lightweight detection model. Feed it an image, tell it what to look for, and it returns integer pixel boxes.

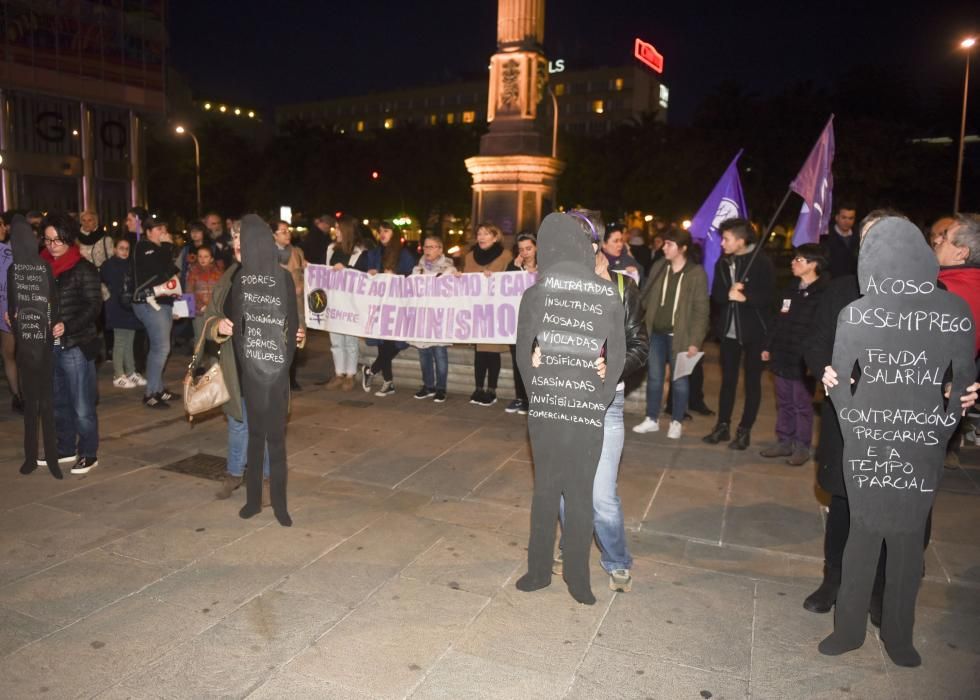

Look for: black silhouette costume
[515,213,626,604]
[819,218,975,666]
[231,215,298,526]
[7,217,61,478]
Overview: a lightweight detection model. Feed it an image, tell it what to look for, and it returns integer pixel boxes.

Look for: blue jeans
[418,346,448,391]
[560,388,632,572]
[53,345,99,459]
[646,332,689,422]
[133,302,172,395]
[227,399,270,478]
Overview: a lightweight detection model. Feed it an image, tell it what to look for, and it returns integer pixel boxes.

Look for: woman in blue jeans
[410,233,455,402]
[634,227,710,439]
[132,215,179,408]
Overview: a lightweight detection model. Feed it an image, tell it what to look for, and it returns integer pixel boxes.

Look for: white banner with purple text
[303,265,536,344]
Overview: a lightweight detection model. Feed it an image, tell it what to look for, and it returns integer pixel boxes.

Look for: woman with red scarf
[40,215,102,475]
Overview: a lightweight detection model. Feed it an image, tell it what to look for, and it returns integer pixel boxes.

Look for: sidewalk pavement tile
[288,577,488,697]
[397,433,515,498]
[416,497,517,532]
[930,541,980,585]
[411,649,568,699]
[468,458,534,509]
[248,669,377,700]
[640,470,728,543]
[0,605,56,657]
[0,549,168,627]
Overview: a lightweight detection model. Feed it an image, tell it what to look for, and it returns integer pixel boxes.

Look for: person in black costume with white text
[818,216,975,667]
[515,212,626,605]
[6,216,61,477]
[230,215,298,526]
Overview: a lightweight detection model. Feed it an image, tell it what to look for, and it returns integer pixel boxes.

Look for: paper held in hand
[674,351,704,380]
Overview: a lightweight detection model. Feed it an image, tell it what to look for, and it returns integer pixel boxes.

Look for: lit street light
[175,125,202,218]
[954,36,976,213]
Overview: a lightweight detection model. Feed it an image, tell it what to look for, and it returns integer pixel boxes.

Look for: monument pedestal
[465,154,563,237]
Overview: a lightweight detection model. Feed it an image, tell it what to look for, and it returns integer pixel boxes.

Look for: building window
[428,114,438,125]
[383,117,394,129]
[462,110,475,124]
[446,112,455,124]
[613,77,624,91]
[356,120,365,132]
[553,83,565,96]
[659,84,670,109]
[591,100,604,114]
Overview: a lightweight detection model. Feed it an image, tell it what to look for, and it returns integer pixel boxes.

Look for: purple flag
[689,150,749,290]
[790,116,835,245]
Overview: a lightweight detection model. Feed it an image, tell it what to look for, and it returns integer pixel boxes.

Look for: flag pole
[738,187,794,282]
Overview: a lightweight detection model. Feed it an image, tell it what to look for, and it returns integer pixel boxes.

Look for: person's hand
[160,232,173,244]
[531,346,542,368]
[761,350,770,362]
[688,345,699,359]
[384,268,394,274]
[594,253,610,279]
[596,356,606,380]
[453,269,463,277]
[625,265,639,277]
[218,318,233,336]
[513,252,524,268]
[296,328,306,344]
[822,365,850,392]
[53,322,65,338]
[367,269,378,276]
[728,282,746,302]
[483,269,492,277]
[2,311,9,327]
[333,263,345,270]
[960,382,979,414]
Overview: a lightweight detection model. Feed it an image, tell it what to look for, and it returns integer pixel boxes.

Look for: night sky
[170,0,977,125]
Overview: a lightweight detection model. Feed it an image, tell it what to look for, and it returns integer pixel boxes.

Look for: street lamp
[175,125,202,218]
[954,37,976,213]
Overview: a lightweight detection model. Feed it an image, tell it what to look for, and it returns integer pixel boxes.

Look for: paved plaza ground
[0,334,978,699]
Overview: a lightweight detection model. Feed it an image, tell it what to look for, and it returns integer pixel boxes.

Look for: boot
[803,567,840,613]
[728,426,751,450]
[786,444,811,466]
[702,422,730,444]
[760,442,793,458]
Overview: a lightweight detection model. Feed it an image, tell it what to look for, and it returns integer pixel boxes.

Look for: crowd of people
[2,204,979,600]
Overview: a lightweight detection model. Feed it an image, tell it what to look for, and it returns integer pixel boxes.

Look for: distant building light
[219,105,227,112]
[447,245,461,255]
[553,83,565,96]
[446,112,456,124]
[548,59,566,74]
[635,38,664,74]
[462,111,476,124]
[362,219,370,225]
[71,129,79,136]
[643,214,653,222]
[204,102,212,110]
[112,220,119,227]
[591,100,604,114]
[682,219,692,230]
[428,114,438,125]
[614,77,624,91]
[383,117,394,129]
[371,171,380,180]
[247,111,255,118]
[659,85,670,109]
[356,120,365,132]
[234,108,241,115]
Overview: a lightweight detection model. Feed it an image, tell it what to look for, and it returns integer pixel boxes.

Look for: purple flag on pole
[689,150,749,291]
[790,115,835,245]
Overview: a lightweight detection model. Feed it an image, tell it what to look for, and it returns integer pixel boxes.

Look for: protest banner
[303,264,536,344]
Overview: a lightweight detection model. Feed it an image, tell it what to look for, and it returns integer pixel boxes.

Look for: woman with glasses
[40,215,103,474]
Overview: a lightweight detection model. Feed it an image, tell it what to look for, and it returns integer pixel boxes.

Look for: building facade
[0,0,166,225]
[275,63,668,137]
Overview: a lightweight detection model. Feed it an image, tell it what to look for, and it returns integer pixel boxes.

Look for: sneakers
[113,375,136,389]
[666,420,683,439]
[37,453,78,467]
[760,443,793,458]
[433,390,447,403]
[128,372,148,387]
[609,568,632,592]
[632,417,660,434]
[472,390,497,406]
[70,456,98,475]
[375,381,395,397]
[361,366,375,392]
[159,388,178,401]
[414,386,436,399]
[215,474,242,500]
[143,393,169,409]
[504,398,526,414]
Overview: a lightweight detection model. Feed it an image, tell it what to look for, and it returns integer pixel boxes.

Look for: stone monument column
[465,0,563,239]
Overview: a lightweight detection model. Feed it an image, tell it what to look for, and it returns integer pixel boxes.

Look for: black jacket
[133,239,178,304]
[55,257,103,358]
[766,274,829,379]
[711,247,774,346]
[619,272,649,381]
[820,227,858,279]
[300,228,330,266]
[803,274,860,497]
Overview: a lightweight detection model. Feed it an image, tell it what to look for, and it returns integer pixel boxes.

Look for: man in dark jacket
[39,215,102,474]
[820,204,858,278]
[300,214,333,266]
[703,218,774,450]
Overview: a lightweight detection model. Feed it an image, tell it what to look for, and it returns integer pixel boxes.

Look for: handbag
[183,317,230,421]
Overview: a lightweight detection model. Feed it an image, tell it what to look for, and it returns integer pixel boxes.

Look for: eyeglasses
[43,237,65,246]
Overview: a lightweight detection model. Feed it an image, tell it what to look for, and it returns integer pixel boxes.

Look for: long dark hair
[335,215,357,255]
[379,221,402,272]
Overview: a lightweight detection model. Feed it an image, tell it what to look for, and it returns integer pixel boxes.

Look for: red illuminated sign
[634,38,664,74]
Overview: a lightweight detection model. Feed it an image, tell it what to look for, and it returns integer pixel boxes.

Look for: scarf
[41,244,82,278]
[472,241,503,267]
[77,229,105,246]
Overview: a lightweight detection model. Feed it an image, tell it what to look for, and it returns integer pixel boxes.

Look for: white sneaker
[632,417,660,434]
[667,420,683,439]
[113,375,135,388]
[128,372,148,387]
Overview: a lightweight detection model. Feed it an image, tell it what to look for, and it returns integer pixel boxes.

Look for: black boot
[803,567,840,613]
[702,422,731,444]
[728,426,751,450]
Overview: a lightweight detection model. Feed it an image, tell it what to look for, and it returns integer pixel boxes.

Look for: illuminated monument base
[465,154,564,237]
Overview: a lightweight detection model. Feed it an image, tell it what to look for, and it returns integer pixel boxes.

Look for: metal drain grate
[160,453,228,481]
[337,400,372,408]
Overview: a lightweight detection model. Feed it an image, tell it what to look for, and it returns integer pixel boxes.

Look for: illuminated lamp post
[175,125,202,218]
[954,37,976,213]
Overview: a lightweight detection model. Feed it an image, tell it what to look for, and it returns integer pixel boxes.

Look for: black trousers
[242,381,289,518]
[717,337,764,429]
[474,350,501,390]
[20,358,59,476]
[509,345,527,402]
[370,341,402,382]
